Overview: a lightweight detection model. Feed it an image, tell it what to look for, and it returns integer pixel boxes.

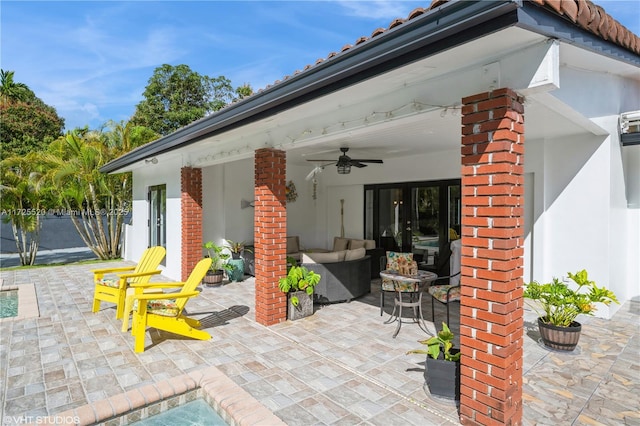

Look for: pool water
[0,290,18,318]
[130,399,228,426]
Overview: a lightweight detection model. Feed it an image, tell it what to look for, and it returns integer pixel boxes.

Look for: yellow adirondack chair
[124,257,212,353]
[91,246,166,319]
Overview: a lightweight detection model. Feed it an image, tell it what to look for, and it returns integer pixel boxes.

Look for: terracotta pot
[538,317,582,351]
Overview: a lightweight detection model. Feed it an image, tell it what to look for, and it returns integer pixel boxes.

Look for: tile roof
[259,0,639,93]
[531,0,639,53]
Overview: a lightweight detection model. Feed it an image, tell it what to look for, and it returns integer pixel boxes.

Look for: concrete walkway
[0,261,638,425]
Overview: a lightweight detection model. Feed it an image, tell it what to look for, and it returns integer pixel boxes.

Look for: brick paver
[1,263,638,425]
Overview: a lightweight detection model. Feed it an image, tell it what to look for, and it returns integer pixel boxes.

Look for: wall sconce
[241,199,255,209]
[145,157,158,165]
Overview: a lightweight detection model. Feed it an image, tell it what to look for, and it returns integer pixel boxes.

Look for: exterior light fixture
[621,110,640,146]
[145,157,158,165]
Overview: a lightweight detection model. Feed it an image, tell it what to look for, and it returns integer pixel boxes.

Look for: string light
[194,100,461,165]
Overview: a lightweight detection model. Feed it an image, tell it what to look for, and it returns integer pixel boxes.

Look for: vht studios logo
[3,416,80,425]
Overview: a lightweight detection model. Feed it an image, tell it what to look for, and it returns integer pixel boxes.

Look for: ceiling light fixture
[337,162,351,174]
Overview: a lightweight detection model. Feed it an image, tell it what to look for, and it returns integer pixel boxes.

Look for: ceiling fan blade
[350,159,384,163]
[307,148,382,174]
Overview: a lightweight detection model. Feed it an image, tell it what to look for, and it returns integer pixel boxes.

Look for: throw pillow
[348,239,366,250]
[386,251,413,270]
[332,237,349,252]
[364,240,376,250]
[345,247,366,261]
[382,251,414,291]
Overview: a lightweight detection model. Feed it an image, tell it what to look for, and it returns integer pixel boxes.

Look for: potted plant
[523,269,619,351]
[225,239,252,259]
[224,240,253,282]
[407,322,461,400]
[202,241,232,285]
[278,265,320,320]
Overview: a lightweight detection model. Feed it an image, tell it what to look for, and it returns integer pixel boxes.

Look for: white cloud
[335,0,416,21]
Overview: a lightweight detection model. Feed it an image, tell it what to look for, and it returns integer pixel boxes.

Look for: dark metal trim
[621,133,640,146]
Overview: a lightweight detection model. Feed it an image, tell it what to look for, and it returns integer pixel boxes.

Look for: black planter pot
[538,317,582,351]
[424,349,460,400]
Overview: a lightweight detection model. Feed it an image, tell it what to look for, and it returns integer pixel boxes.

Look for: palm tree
[0,154,53,265]
[0,69,30,106]
[44,131,118,259]
[43,122,157,260]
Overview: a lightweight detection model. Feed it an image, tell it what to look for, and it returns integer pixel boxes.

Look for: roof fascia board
[516,2,640,67]
[101,0,521,174]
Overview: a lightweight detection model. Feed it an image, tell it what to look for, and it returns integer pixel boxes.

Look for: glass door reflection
[377,187,404,252]
[365,180,460,274]
[410,185,440,267]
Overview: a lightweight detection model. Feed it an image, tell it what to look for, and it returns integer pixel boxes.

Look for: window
[148,185,166,253]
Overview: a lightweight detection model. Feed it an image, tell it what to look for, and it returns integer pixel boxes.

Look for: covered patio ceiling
[162,25,626,173]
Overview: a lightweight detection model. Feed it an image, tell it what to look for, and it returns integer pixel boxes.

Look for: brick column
[459,88,525,426]
[254,148,287,325]
[181,167,203,281]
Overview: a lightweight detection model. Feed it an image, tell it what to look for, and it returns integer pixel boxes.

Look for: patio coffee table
[379,269,437,338]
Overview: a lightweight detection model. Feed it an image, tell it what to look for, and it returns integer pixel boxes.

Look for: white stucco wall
[520,63,639,317]
[130,157,183,279]
[524,128,638,317]
[202,164,226,251]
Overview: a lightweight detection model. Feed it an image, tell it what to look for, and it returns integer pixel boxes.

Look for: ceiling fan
[306,147,383,174]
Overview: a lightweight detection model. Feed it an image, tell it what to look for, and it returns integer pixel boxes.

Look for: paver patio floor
[1,262,638,425]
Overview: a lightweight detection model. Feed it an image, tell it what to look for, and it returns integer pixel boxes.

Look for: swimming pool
[130,398,227,426]
[0,283,39,322]
[0,290,18,318]
[40,365,286,425]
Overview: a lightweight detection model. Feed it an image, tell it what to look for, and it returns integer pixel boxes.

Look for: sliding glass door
[365,180,460,274]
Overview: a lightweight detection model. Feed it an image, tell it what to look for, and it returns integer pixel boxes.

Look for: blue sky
[2,1,639,131]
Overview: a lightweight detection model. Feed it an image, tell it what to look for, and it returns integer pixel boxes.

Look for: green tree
[103,119,159,151]
[44,121,157,260]
[0,69,64,159]
[0,154,55,265]
[0,69,30,105]
[132,64,252,135]
[235,83,253,100]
